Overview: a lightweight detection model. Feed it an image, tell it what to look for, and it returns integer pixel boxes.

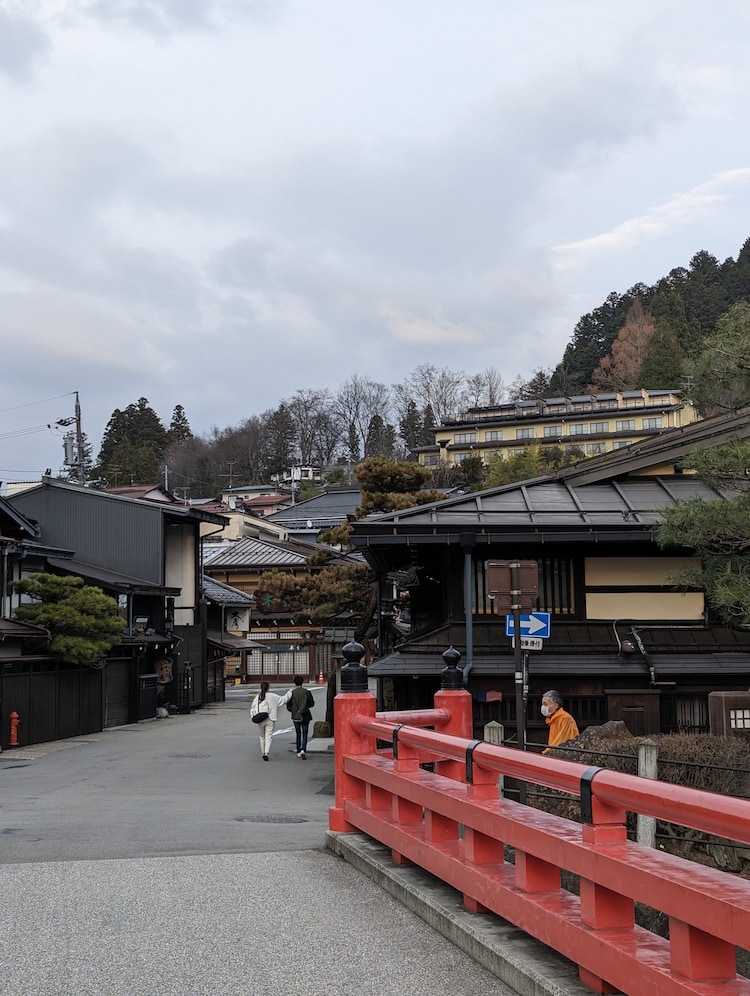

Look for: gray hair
[542,689,563,707]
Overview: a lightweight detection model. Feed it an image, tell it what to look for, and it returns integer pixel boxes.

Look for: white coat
[250,689,292,722]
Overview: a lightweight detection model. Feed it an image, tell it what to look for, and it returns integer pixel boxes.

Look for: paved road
[0,687,514,995]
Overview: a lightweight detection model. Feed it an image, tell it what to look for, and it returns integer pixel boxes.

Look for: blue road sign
[505,612,551,639]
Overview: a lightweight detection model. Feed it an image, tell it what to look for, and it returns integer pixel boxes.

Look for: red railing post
[434,647,472,781]
[669,918,736,983]
[329,642,377,833]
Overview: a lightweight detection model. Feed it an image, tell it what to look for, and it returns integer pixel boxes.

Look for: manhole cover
[235,814,309,824]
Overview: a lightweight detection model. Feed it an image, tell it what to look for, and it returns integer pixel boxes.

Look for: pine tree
[167,404,192,444]
[399,400,422,460]
[11,573,126,668]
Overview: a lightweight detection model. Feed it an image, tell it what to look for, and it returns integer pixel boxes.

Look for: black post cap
[441,646,463,689]
[340,640,368,692]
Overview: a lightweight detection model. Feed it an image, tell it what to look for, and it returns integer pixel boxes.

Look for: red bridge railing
[329,644,750,996]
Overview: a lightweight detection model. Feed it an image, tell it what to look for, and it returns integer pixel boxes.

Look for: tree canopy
[11,573,126,667]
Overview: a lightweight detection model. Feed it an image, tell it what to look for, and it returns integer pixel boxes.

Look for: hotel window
[643,417,663,430]
[510,447,526,456]
[616,419,636,431]
[454,432,477,444]
[543,425,562,437]
[423,454,439,466]
[453,451,472,463]
[516,427,534,440]
[589,422,608,434]
[485,430,503,442]
[547,404,567,415]
[569,423,588,435]
[586,442,606,455]
[612,440,633,450]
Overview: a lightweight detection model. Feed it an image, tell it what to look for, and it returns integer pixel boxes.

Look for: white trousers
[257,719,274,755]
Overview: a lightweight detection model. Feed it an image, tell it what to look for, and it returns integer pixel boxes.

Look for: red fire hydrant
[9,711,20,747]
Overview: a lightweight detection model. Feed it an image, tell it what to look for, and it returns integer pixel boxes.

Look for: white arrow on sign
[522,615,547,635]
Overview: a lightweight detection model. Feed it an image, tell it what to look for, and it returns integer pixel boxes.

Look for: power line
[0,391,75,415]
[0,424,60,441]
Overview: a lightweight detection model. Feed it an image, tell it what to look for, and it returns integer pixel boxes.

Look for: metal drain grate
[235,814,309,824]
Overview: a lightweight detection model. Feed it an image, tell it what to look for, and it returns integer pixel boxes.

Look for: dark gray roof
[266,488,361,528]
[203,536,311,569]
[0,618,49,639]
[207,631,267,652]
[0,494,40,537]
[354,476,741,531]
[202,575,254,606]
[368,651,750,678]
[46,557,181,596]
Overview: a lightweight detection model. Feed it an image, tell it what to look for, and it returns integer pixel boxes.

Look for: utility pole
[74,391,85,484]
[219,462,237,492]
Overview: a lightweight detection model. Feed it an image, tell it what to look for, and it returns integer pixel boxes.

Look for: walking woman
[250,681,292,760]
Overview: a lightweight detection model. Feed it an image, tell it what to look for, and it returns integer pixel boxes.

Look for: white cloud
[553,169,750,267]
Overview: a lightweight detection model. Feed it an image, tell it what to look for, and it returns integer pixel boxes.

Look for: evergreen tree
[682,250,730,337]
[263,404,297,477]
[688,302,750,415]
[458,454,485,490]
[97,409,127,469]
[364,414,396,459]
[420,404,437,446]
[552,291,633,393]
[167,405,192,444]
[11,573,126,668]
[125,398,168,457]
[398,400,422,459]
[639,326,686,389]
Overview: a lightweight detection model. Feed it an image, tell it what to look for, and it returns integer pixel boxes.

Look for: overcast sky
[2,0,749,484]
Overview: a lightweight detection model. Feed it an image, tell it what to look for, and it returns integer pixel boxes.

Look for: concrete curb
[325,831,591,996]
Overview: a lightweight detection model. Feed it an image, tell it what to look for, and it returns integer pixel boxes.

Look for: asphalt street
[0,685,514,995]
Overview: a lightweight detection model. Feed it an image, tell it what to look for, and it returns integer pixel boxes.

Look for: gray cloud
[0,8,50,82]
[80,0,281,35]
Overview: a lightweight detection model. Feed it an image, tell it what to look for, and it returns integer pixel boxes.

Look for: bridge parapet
[329,642,750,995]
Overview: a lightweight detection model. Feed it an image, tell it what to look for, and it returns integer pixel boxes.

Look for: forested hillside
[549,238,750,396]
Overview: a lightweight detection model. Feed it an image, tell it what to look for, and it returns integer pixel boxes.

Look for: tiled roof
[201,575,254,605]
[267,488,361,528]
[202,536,310,569]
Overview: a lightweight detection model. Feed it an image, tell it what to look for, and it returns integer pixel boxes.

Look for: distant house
[418,389,699,469]
[8,479,229,729]
[203,534,347,681]
[266,486,362,542]
[201,575,263,683]
[353,405,750,744]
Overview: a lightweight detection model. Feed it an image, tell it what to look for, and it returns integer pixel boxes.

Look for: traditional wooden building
[8,479,229,731]
[353,405,750,746]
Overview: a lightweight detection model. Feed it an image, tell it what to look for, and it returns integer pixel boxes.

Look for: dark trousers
[293,719,310,753]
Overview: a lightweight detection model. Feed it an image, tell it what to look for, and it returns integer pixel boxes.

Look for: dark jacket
[289,685,315,722]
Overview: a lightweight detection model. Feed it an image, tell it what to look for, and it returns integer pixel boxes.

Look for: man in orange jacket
[542,689,579,753]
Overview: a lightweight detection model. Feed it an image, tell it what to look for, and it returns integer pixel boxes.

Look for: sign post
[487,560,539,806]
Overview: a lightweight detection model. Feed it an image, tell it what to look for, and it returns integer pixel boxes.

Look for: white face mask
[541,704,553,717]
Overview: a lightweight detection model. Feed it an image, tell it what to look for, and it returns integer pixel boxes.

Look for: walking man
[289,675,315,759]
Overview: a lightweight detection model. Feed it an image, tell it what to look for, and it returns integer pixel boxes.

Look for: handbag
[252,701,269,724]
